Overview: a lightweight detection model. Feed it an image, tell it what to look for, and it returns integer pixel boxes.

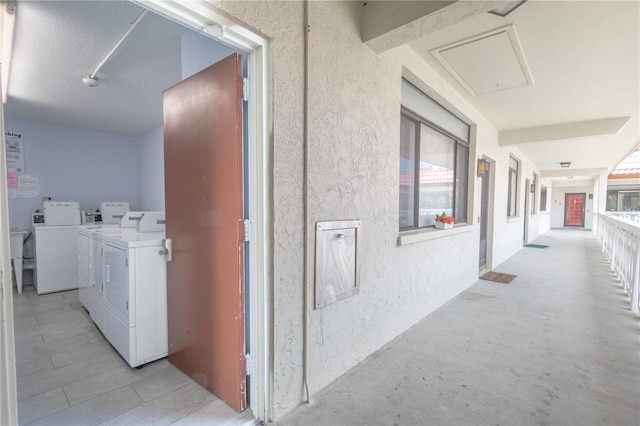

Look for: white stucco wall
[487,146,541,267]
[207,0,547,419]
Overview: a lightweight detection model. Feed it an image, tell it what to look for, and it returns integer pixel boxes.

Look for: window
[399,111,469,229]
[540,186,548,211]
[399,81,469,230]
[607,189,640,211]
[507,155,519,217]
[532,173,538,214]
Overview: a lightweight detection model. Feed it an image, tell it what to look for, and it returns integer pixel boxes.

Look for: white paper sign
[18,174,40,197]
[4,131,24,173]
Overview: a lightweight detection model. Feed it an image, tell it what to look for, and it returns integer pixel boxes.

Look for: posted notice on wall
[6,173,41,198]
[4,131,25,173]
[7,172,18,198]
[18,174,41,197]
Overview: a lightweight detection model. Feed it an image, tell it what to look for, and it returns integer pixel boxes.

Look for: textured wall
[306,0,480,394]
[489,146,542,267]
[207,0,545,420]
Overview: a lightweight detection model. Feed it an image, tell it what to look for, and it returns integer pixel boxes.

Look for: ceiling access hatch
[431,25,534,96]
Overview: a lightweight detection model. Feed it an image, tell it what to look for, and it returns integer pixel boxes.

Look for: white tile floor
[13,286,256,426]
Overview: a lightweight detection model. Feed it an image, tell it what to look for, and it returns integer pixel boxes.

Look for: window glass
[509,156,518,170]
[617,190,640,211]
[418,124,455,227]
[532,173,538,213]
[540,186,548,211]
[399,116,416,228]
[507,156,519,217]
[606,189,640,211]
[455,144,469,223]
[607,190,618,211]
[399,109,469,231]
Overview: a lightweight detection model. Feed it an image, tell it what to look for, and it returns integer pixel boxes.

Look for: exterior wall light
[560,162,571,168]
[477,158,490,177]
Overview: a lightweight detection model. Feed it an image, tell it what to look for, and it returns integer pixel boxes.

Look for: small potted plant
[434,212,455,229]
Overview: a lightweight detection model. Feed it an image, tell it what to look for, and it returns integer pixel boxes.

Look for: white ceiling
[408,0,640,180]
[4,0,189,137]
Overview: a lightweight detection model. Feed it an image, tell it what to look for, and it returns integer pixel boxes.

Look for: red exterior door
[162,54,246,412]
[564,193,586,227]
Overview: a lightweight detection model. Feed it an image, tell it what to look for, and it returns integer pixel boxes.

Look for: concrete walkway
[276,230,640,426]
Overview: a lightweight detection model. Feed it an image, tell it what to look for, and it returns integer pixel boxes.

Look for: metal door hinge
[159,238,172,262]
[243,78,250,101]
[125,258,128,268]
[243,219,251,242]
[126,301,129,311]
[245,353,252,375]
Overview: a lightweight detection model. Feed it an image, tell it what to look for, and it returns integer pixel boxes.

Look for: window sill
[398,224,474,246]
[507,216,520,223]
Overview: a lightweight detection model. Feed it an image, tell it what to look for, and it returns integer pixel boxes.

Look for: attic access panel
[315,220,362,309]
[431,25,535,96]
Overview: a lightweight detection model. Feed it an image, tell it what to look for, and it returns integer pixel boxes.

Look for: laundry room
[2,1,255,423]
[4,0,241,281]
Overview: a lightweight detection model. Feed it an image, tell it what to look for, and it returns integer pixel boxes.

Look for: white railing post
[597,213,640,314]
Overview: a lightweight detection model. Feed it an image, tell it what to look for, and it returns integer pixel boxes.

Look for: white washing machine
[34,201,82,294]
[34,224,80,294]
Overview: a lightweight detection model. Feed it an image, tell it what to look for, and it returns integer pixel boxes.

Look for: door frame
[523,178,530,244]
[0,81,18,425]
[134,1,271,420]
[478,155,495,271]
[564,192,586,227]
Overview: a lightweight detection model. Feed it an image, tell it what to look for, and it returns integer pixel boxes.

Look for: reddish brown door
[162,54,246,412]
[564,193,585,227]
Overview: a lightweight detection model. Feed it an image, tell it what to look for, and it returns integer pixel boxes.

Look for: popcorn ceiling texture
[207,0,543,420]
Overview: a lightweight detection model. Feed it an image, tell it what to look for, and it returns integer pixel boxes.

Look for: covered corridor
[277,229,640,426]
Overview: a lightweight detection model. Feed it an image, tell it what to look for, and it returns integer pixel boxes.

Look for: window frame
[507,155,520,218]
[531,172,538,214]
[399,106,469,231]
[540,186,548,212]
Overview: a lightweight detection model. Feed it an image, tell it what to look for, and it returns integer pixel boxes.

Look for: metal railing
[597,213,640,314]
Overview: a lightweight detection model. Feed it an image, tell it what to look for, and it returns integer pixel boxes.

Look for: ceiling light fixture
[560,162,571,168]
[82,9,148,88]
[488,0,527,17]
[82,76,99,87]
[1,0,17,103]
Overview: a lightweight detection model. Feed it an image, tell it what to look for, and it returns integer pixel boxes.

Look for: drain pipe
[302,0,311,405]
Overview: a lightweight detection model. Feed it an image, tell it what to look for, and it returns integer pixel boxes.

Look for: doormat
[524,244,549,249]
[480,271,517,284]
